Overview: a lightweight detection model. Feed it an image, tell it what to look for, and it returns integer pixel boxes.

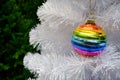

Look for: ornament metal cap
[86,19,96,24]
[86,15,96,24]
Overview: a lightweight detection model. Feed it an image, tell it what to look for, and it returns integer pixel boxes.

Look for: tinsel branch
[24,0,120,80]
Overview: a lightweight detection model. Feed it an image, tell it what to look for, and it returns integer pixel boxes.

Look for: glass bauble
[71,20,107,56]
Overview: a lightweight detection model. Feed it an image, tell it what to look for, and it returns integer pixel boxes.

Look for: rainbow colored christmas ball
[71,20,107,56]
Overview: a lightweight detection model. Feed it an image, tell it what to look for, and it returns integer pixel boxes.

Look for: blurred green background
[0,0,44,79]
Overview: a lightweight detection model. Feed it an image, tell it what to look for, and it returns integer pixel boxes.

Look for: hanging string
[90,0,96,17]
[87,0,96,24]
[90,0,93,16]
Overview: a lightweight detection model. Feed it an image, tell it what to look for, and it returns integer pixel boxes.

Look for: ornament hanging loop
[90,0,93,16]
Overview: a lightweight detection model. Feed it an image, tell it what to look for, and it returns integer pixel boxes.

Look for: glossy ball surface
[71,21,107,56]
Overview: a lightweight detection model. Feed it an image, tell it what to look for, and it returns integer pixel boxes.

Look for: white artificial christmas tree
[23,0,120,80]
